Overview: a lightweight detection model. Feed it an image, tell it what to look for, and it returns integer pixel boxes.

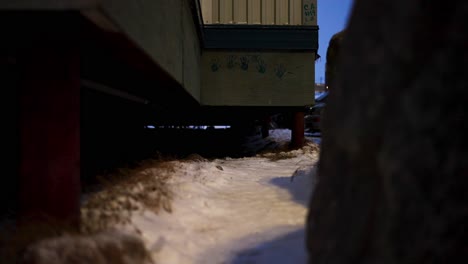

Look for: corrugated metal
[262,0,275,25]
[275,0,289,25]
[201,0,212,24]
[290,0,302,25]
[247,0,261,24]
[201,0,317,26]
[212,0,220,23]
[220,0,233,24]
[234,0,247,24]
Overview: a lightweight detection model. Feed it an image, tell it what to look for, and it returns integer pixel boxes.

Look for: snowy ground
[82,129,320,264]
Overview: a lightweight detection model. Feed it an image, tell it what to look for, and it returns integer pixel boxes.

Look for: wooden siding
[201,51,315,106]
[201,0,317,26]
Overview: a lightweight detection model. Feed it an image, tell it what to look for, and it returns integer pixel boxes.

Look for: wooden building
[1,0,318,226]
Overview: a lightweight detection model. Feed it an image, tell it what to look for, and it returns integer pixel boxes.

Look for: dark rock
[307,0,468,263]
[325,30,346,89]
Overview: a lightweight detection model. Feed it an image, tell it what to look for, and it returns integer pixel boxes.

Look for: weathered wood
[18,30,81,227]
[307,0,468,263]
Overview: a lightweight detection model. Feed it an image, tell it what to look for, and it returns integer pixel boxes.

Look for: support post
[291,111,305,148]
[18,35,81,228]
[261,116,271,138]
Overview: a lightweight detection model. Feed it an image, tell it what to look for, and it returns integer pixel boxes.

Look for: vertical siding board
[220,0,233,24]
[248,0,262,24]
[202,0,314,25]
[212,0,219,23]
[275,0,278,24]
[262,0,275,25]
[275,0,289,25]
[290,0,302,25]
[234,0,247,24]
[295,0,302,25]
[201,0,212,24]
[288,0,291,25]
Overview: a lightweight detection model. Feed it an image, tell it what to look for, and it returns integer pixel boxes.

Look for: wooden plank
[262,0,275,24]
[248,0,262,24]
[234,0,247,24]
[290,0,302,25]
[212,0,220,23]
[220,0,233,23]
[201,0,213,24]
[203,25,319,50]
[275,0,289,25]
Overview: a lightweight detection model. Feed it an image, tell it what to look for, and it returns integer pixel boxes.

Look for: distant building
[200,0,319,107]
[315,83,327,93]
[0,0,320,225]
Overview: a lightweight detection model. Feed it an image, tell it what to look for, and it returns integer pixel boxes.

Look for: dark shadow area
[230,229,306,264]
[269,168,315,207]
[305,135,322,145]
[0,53,20,221]
[228,168,315,263]
[81,92,276,192]
[307,0,468,263]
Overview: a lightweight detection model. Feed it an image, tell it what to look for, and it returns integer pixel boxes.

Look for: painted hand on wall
[303,2,316,22]
[210,55,272,75]
[227,55,237,69]
[240,56,250,71]
[211,58,220,72]
[275,63,287,79]
[256,57,267,74]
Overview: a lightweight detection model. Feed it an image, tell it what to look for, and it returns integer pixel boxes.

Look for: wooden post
[18,35,81,227]
[291,111,305,148]
[261,115,271,138]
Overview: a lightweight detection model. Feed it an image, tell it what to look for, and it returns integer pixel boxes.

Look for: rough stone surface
[325,30,345,89]
[307,0,468,263]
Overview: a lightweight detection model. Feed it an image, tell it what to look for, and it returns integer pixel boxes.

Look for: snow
[82,129,320,264]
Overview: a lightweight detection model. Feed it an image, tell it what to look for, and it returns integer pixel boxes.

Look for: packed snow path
[80,130,320,264]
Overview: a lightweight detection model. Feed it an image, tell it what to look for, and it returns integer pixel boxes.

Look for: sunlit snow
[83,129,320,264]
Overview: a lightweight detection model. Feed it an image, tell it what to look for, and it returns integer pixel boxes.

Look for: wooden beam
[18,32,81,227]
[291,111,305,148]
[203,25,319,50]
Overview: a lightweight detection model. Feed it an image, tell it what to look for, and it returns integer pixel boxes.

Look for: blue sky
[316,0,354,83]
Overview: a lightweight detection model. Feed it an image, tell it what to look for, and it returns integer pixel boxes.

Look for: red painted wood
[291,111,305,149]
[18,39,81,227]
